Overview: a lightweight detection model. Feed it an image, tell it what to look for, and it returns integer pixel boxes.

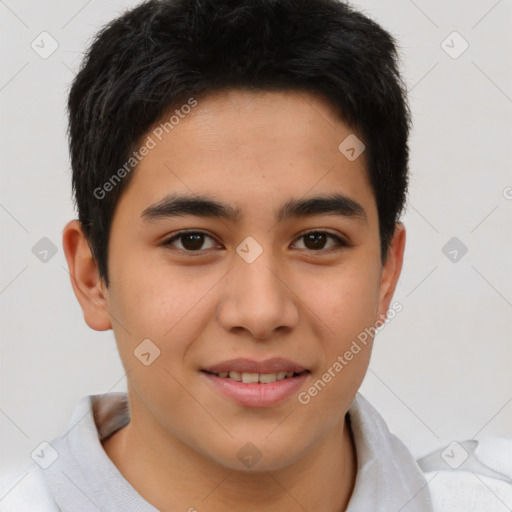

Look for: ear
[62,219,112,331]
[376,222,406,320]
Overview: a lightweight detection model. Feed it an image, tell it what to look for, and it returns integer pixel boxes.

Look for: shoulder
[0,463,60,512]
[418,437,512,512]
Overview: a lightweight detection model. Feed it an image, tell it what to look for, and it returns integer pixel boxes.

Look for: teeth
[214,371,300,383]
[259,373,277,383]
[242,372,259,383]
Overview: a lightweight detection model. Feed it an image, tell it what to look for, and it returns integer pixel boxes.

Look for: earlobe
[62,219,112,331]
[377,223,406,320]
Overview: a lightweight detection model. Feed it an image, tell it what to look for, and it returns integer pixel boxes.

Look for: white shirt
[0,391,510,511]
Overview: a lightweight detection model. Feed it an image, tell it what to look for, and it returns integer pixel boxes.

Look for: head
[63,0,409,473]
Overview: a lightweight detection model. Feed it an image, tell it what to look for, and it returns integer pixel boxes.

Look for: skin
[62,88,406,512]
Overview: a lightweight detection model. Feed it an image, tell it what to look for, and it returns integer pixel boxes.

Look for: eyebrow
[140,192,367,224]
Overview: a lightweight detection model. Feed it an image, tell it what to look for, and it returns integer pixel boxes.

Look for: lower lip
[201,371,309,408]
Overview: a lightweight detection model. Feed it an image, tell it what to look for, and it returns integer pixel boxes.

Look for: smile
[201,368,310,407]
[203,370,307,384]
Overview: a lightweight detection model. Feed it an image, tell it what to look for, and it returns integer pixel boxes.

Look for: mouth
[201,369,309,384]
[200,358,311,407]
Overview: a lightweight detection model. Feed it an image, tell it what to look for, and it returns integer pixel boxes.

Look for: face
[65,88,405,473]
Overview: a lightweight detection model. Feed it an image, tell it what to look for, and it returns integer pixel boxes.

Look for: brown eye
[293,231,347,251]
[163,231,219,252]
[304,232,328,250]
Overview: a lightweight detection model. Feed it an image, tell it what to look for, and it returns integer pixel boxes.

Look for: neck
[102,400,357,512]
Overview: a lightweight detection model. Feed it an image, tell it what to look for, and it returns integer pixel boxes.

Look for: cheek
[108,259,223,362]
[295,261,380,389]
[298,274,378,418]
[110,256,193,329]
[300,263,382,339]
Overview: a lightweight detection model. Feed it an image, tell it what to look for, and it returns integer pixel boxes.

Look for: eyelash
[161,230,348,255]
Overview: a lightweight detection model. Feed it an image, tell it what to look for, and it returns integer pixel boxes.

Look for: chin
[200,438,308,474]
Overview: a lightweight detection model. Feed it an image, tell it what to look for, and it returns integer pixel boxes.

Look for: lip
[203,357,308,374]
[201,370,310,408]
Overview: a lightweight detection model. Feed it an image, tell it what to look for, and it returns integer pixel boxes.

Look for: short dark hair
[68,0,411,287]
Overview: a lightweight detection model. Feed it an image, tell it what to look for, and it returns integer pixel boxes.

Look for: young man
[1,0,511,511]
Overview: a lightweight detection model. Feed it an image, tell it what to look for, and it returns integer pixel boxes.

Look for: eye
[162,231,221,252]
[292,231,348,252]
[161,230,348,254]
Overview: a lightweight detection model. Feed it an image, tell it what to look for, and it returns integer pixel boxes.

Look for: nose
[216,253,300,340]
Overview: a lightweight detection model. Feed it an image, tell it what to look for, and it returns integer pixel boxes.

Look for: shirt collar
[345,392,433,511]
[43,391,433,511]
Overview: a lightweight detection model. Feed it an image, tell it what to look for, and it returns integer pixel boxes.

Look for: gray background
[1,0,511,480]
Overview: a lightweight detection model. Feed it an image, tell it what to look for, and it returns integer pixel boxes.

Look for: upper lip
[203,357,309,374]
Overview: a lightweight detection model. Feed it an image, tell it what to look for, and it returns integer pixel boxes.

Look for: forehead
[114,88,376,225]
